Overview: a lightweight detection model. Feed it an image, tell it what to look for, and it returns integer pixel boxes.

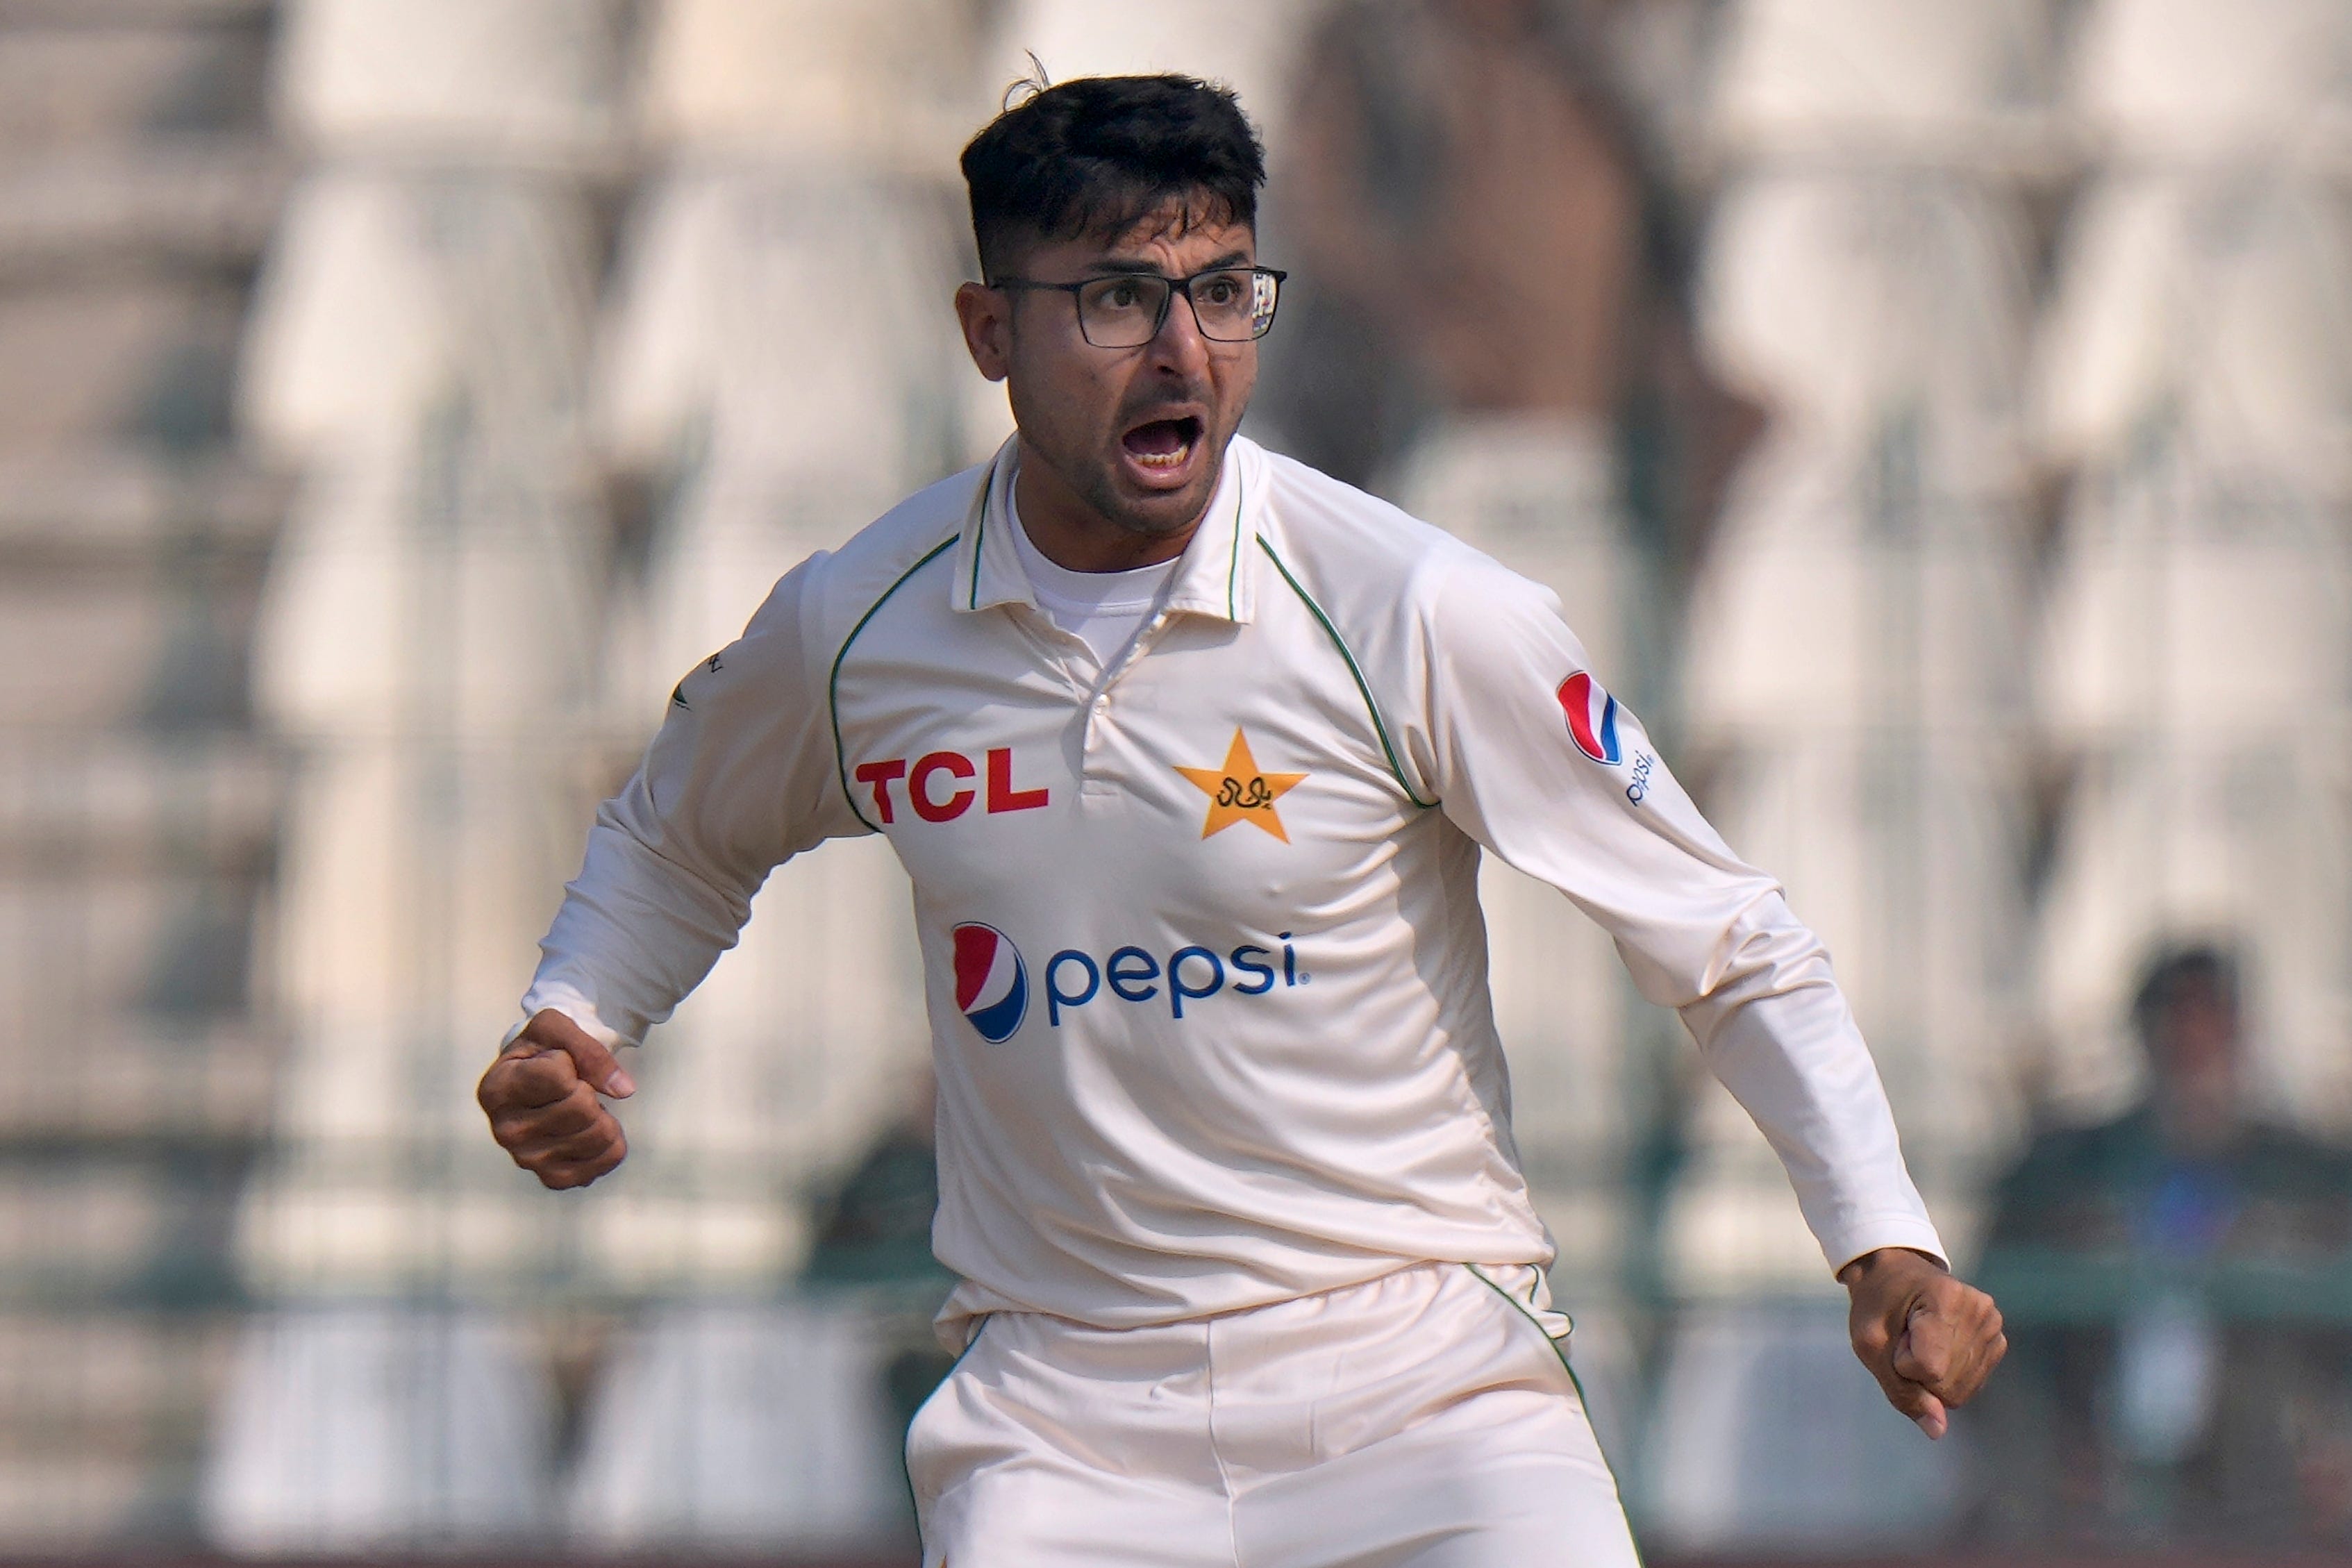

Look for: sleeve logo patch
[1556,671,1623,765]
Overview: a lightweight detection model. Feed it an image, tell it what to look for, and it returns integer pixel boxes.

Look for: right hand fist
[477,1008,636,1190]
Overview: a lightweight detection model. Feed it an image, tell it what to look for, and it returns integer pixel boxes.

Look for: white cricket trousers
[908,1261,1643,1567]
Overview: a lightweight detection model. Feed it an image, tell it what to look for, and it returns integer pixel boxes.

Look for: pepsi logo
[951,921,1028,1042]
[1556,672,1622,766]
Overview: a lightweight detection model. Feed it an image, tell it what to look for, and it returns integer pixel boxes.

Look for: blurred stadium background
[4,0,2352,1560]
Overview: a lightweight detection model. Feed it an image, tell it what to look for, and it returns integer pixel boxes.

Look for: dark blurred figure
[1976,944,2352,1547]
[1261,0,1757,566]
[803,1077,958,1487]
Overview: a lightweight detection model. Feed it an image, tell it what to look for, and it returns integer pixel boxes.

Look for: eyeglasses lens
[1076,276,1167,348]
[1074,271,1278,347]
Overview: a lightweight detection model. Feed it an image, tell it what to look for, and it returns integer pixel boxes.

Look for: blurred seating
[2069,0,2352,166]
[1708,0,2056,165]
[0,1315,237,1546]
[1667,1,2051,1301]
[2033,479,2346,1118]
[1694,174,2033,465]
[234,192,607,1287]
[636,0,985,172]
[272,0,626,167]
[229,0,615,1244]
[1644,1304,1965,1552]
[0,0,287,1546]
[2032,32,2352,1126]
[1681,436,2033,735]
[202,1306,556,1552]
[240,170,601,468]
[565,1301,912,1551]
[1971,19,2352,1542]
[205,1,618,1544]
[595,167,976,716]
[2036,737,2352,1118]
[986,0,1322,150]
[2033,172,2352,494]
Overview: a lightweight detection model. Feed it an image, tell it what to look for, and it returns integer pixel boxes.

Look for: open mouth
[1120,414,1204,477]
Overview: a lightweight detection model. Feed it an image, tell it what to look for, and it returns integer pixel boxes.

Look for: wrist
[1837,1246,1946,1288]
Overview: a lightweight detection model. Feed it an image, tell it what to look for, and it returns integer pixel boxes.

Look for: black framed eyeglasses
[987,265,1287,348]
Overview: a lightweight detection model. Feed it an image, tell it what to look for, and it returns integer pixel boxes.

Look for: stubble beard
[1076,439,1226,542]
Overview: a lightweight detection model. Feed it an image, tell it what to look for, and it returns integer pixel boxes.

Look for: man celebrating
[480,75,2003,1566]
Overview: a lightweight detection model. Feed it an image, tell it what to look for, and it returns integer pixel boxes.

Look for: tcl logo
[854,748,1050,825]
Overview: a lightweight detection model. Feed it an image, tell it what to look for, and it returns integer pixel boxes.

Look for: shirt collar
[950,433,1260,624]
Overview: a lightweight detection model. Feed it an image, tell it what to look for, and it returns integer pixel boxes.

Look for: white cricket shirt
[1008,497,1176,665]
[522,435,1946,1329]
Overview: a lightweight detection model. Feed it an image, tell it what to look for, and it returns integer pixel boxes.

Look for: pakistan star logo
[1174,727,1307,842]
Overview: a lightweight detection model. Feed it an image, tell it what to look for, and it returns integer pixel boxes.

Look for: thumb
[519,1008,635,1099]
[1889,1305,1953,1440]
[1893,1302,1954,1386]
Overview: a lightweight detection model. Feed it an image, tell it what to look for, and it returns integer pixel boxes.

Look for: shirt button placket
[1081,690,1118,799]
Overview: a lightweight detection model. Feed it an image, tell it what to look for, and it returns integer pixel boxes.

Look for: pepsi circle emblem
[1556,671,1623,766]
[951,921,1028,1042]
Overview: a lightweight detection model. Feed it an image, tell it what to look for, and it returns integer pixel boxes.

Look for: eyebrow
[1083,249,1253,277]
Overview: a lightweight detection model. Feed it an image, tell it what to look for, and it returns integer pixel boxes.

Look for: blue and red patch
[1556,671,1623,766]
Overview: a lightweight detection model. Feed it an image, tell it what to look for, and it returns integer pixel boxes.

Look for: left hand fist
[1837,1247,2006,1440]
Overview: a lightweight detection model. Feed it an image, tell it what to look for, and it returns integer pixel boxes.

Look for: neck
[1012,437,1203,573]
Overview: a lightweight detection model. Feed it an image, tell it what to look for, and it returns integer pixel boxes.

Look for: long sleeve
[520,554,867,1046]
[1406,550,1946,1274]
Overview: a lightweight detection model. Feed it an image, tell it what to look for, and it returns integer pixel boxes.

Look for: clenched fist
[1840,1246,2007,1439]
[478,1008,637,1190]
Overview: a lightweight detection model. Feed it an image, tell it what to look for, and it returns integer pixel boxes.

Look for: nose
[1147,282,1214,376]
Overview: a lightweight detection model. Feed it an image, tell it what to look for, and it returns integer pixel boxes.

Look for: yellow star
[1174,728,1308,842]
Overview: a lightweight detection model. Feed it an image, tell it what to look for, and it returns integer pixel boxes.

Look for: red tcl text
[854,748,1051,824]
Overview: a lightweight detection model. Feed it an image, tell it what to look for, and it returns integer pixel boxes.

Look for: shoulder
[794,464,981,647]
[689,465,976,707]
[1246,440,1560,647]
[1249,440,1471,590]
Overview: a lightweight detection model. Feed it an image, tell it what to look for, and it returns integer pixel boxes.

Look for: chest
[829,592,1425,929]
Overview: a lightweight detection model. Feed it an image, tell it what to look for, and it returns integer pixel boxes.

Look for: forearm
[521,803,762,1047]
[517,554,851,1046]
[1404,553,1944,1273]
[1678,899,1946,1274]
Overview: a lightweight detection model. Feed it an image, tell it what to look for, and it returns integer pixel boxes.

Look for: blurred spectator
[1265,0,1756,564]
[801,1075,956,1471]
[1976,942,2352,1546]
[804,1074,950,1294]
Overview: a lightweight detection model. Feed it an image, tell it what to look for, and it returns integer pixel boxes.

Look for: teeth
[1134,442,1190,472]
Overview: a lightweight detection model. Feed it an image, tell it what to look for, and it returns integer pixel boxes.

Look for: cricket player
[479,74,2004,1566]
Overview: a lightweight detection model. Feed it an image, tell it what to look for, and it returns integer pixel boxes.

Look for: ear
[956,281,1012,383]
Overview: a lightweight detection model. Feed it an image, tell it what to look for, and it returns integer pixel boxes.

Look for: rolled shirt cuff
[1822,1215,1951,1279]
[506,984,631,1053]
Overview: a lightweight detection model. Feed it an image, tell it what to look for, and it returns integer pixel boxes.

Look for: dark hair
[2130,942,2240,1042]
[960,73,1266,279]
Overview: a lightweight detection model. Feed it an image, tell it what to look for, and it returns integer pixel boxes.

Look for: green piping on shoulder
[1255,536,1437,809]
[831,537,959,831]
